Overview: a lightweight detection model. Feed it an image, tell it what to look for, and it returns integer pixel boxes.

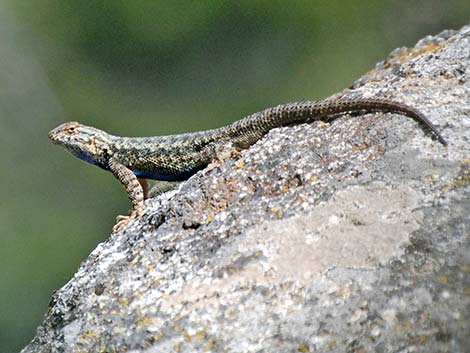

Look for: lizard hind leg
[148,180,181,197]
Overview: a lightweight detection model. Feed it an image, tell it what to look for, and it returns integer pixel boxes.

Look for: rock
[23,25,470,353]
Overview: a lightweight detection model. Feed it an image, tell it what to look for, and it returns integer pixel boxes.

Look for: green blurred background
[0,1,468,351]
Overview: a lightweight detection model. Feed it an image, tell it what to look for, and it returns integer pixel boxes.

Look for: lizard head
[48,122,113,168]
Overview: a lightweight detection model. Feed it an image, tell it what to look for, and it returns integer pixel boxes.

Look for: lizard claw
[113,210,142,232]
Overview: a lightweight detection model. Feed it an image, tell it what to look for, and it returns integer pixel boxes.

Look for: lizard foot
[113,210,142,232]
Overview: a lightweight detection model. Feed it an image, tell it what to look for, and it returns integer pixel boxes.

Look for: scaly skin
[48,98,447,231]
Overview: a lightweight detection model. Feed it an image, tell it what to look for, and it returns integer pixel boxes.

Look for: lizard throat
[73,150,97,166]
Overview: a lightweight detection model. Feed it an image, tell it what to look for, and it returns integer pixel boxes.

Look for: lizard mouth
[48,128,59,142]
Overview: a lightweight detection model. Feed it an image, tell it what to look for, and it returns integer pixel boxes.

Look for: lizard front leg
[109,157,144,232]
[138,178,149,199]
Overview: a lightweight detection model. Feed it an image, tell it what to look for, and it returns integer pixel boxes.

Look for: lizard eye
[65,125,78,135]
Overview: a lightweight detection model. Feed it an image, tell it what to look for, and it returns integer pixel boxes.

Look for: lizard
[48,98,447,232]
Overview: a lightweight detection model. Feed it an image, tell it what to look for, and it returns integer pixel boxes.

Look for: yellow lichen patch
[117,297,128,306]
[385,42,444,67]
[136,315,152,327]
[153,332,163,341]
[402,239,413,248]
[97,345,108,353]
[78,331,97,345]
[291,293,304,303]
[399,321,412,331]
[337,286,352,298]
[204,338,215,350]
[442,176,470,191]
[234,160,245,169]
[352,143,369,151]
[412,335,428,345]
[422,174,436,182]
[307,176,318,183]
[316,121,329,128]
[441,159,470,191]
[437,275,448,284]
[324,340,337,350]
[205,214,213,223]
[194,330,207,340]
[271,207,283,218]
[173,342,181,352]
[225,177,236,185]
[146,264,154,271]
[296,343,309,352]
[161,292,169,299]
[416,42,444,55]
[224,267,237,275]
[181,330,191,342]
[130,254,141,267]
[281,281,294,290]
[403,68,415,79]
[81,331,94,339]
[119,344,127,352]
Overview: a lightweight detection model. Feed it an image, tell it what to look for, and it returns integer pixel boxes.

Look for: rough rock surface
[23,26,470,353]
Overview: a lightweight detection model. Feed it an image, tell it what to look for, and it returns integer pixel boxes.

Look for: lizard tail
[319,98,447,146]
[225,98,447,147]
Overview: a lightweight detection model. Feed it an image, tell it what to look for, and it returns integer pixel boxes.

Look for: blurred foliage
[0,0,468,351]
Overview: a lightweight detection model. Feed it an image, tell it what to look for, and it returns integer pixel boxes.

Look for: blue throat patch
[74,150,96,166]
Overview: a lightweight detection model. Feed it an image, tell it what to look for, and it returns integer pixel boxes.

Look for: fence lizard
[49,98,447,231]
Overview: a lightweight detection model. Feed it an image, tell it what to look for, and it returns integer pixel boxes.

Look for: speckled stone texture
[24,26,470,353]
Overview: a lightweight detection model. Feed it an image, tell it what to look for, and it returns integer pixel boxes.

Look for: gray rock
[23,25,470,353]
